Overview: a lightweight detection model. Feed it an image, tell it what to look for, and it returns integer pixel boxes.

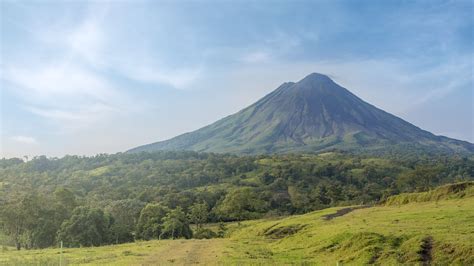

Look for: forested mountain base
[0,151,473,250]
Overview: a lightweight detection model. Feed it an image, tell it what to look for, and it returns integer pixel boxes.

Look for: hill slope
[129,73,473,154]
[225,182,474,264]
[3,182,473,265]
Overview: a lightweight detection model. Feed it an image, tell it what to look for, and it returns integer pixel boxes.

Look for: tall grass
[384,181,474,206]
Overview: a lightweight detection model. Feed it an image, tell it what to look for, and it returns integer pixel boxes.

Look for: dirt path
[322,205,371,220]
[140,239,226,265]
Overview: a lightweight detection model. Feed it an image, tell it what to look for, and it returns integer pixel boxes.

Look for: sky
[1,0,473,158]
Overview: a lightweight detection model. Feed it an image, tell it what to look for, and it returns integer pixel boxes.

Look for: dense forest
[1,151,473,250]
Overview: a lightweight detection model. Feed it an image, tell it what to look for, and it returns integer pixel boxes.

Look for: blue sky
[1,0,473,157]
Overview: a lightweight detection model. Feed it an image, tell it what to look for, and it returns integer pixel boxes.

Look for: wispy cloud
[119,64,203,89]
[26,103,117,124]
[1,6,131,132]
[2,61,127,131]
[3,65,114,100]
[11,136,37,144]
[66,19,105,67]
[241,51,271,64]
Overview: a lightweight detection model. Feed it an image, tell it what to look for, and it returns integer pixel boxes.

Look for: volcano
[129,73,473,154]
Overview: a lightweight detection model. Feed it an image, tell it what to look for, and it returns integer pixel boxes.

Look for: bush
[193,228,217,239]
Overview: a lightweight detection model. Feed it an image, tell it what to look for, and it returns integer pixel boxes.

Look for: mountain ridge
[128,73,473,154]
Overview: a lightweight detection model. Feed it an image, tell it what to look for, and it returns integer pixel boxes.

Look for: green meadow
[1,182,473,265]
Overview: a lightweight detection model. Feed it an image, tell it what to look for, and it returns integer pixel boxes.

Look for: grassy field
[0,239,227,265]
[1,183,473,265]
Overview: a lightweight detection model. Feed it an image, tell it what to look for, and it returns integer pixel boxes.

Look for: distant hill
[129,73,473,154]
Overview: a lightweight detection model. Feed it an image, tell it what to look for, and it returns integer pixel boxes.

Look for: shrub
[193,228,217,239]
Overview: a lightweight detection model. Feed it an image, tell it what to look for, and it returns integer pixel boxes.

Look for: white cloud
[35,12,203,90]
[66,20,105,66]
[3,65,113,101]
[34,5,108,68]
[404,60,472,108]
[121,65,203,89]
[263,30,302,53]
[26,103,117,124]
[2,3,202,141]
[241,51,271,64]
[2,61,130,132]
[11,136,37,144]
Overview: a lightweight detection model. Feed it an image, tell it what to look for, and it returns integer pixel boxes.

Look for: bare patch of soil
[263,224,306,239]
[322,205,371,220]
[418,236,433,266]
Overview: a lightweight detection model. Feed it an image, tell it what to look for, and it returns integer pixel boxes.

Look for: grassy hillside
[1,182,473,265]
[224,182,474,264]
[384,181,474,206]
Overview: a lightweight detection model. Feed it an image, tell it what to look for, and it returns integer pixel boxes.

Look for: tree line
[0,188,221,249]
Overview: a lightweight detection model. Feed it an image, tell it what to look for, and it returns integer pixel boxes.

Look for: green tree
[106,199,145,243]
[215,188,267,221]
[188,203,208,229]
[58,206,112,247]
[217,222,227,238]
[136,204,168,240]
[161,207,192,239]
[53,187,77,228]
[0,194,28,250]
[0,192,57,250]
[398,166,442,192]
[287,186,310,213]
[54,188,77,212]
[260,172,275,185]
